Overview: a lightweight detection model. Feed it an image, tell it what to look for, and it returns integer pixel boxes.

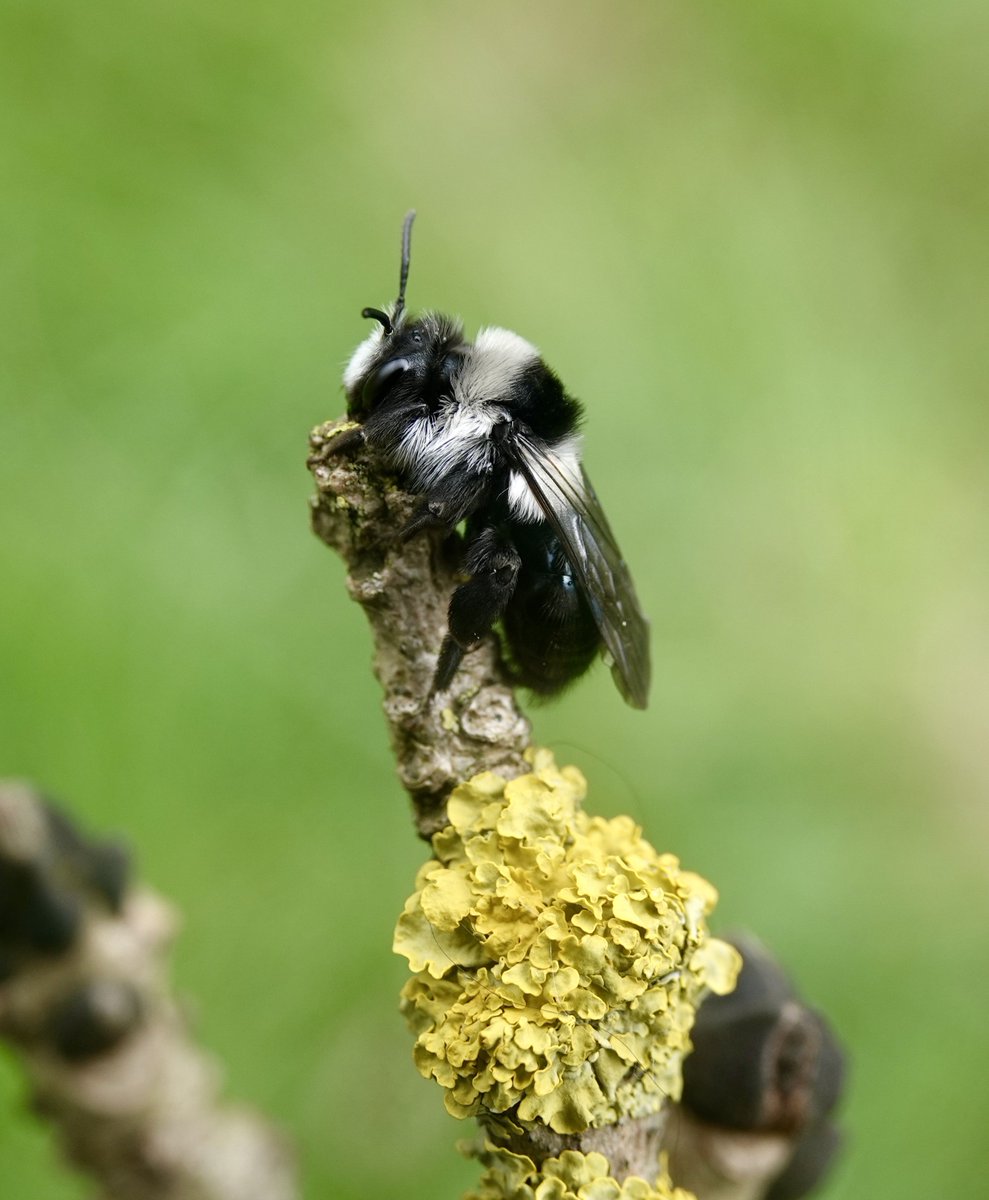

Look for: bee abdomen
[501,526,601,695]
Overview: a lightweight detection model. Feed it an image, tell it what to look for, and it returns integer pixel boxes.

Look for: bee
[330,212,650,708]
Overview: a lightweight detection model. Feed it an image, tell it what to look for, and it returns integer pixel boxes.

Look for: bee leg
[431,527,521,695]
[321,425,366,456]
[325,398,426,461]
[401,472,491,541]
[401,498,458,542]
[432,636,467,697]
[361,399,429,450]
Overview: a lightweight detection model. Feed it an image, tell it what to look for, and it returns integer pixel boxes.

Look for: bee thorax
[395,405,502,488]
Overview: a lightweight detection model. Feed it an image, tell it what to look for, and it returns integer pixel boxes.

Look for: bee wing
[505,431,651,708]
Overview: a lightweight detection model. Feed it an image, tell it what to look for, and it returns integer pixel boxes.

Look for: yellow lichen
[462,1142,696,1200]
[394,749,740,1135]
[441,707,460,732]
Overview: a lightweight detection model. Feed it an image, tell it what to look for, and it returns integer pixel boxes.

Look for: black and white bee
[330,212,650,708]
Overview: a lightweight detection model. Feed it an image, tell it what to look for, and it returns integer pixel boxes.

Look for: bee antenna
[393,209,416,327]
[361,306,392,334]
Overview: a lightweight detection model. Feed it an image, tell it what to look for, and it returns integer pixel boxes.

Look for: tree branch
[308,419,531,839]
[0,782,297,1200]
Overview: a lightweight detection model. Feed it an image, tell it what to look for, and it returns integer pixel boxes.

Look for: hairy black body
[330,213,650,708]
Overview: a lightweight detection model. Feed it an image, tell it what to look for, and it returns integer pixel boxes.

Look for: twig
[308,419,531,839]
[0,782,297,1200]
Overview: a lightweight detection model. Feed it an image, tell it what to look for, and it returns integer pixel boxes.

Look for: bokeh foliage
[1,2,987,1197]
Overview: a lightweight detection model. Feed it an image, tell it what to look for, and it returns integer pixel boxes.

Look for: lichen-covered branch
[393,751,739,1192]
[306,422,846,1200]
[0,782,297,1200]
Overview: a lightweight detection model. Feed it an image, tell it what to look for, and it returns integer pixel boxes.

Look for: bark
[308,419,531,840]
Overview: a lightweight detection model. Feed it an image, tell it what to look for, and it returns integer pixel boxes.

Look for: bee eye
[361,356,410,412]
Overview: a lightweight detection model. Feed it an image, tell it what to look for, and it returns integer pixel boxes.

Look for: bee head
[344,211,467,418]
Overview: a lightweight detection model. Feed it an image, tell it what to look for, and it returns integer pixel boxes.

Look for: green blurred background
[2,2,987,1196]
